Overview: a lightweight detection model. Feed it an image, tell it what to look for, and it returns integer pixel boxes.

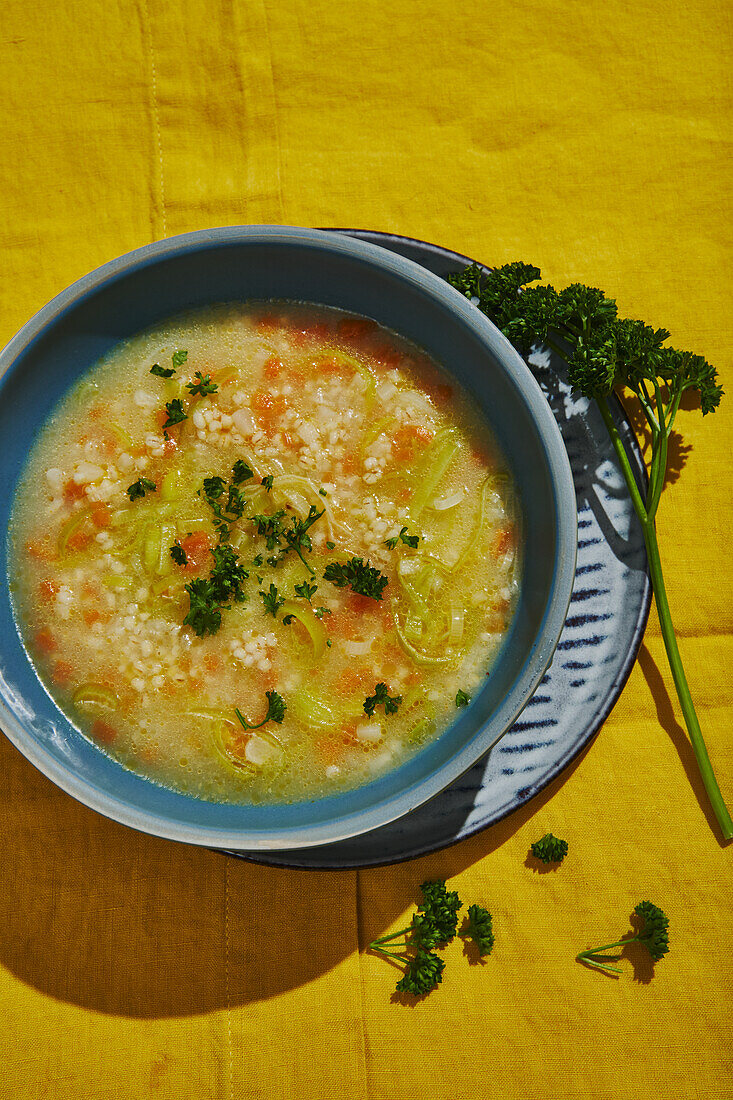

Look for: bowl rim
[0,224,577,850]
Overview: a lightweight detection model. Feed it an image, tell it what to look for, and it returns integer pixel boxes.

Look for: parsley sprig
[182,545,249,636]
[126,477,156,501]
[186,371,218,397]
[364,682,402,717]
[260,582,285,618]
[250,505,324,575]
[369,880,491,997]
[162,398,187,429]
[385,526,420,550]
[576,901,670,977]
[448,260,731,841]
[235,691,286,730]
[323,556,388,600]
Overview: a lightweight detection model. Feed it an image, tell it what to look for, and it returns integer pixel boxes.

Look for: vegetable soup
[9,304,520,803]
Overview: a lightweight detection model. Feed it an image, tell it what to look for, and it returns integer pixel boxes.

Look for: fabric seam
[141,0,167,238]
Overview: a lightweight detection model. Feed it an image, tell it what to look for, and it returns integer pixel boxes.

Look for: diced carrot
[263,355,283,380]
[63,480,85,502]
[392,424,434,463]
[341,451,360,476]
[90,504,111,528]
[39,580,59,603]
[92,719,117,745]
[67,530,92,552]
[27,539,54,561]
[181,531,212,572]
[35,628,57,654]
[251,389,288,427]
[51,660,74,686]
[491,526,514,558]
[163,434,178,456]
[154,408,169,430]
[83,608,101,627]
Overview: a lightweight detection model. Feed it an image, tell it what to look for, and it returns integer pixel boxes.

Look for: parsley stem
[597,396,733,842]
[369,929,411,946]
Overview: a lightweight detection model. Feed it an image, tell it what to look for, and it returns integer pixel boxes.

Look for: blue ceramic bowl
[0,226,576,850]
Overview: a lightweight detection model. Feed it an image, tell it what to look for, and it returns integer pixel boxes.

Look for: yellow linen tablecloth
[1,2,731,1097]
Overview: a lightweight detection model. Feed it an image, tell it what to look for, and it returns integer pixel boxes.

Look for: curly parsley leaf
[385,526,420,550]
[126,477,156,501]
[455,689,470,708]
[530,832,568,864]
[462,905,494,957]
[235,690,286,731]
[183,578,222,637]
[395,949,445,996]
[170,540,188,565]
[186,371,218,397]
[171,349,188,368]
[150,363,176,378]
[364,682,402,717]
[261,475,274,492]
[232,459,254,485]
[577,900,670,976]
[182,545,248,637]
[323,556,388,600]
[294,580,318,602]
[260,582,285,618]
[162,398,187,429]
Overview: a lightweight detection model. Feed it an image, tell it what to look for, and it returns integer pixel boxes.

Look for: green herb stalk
[449,262,731,841]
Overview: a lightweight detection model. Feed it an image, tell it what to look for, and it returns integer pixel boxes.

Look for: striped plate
[225,231,651,869]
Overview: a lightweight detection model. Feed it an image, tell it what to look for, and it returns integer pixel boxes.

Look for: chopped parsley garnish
[364,682,402,717]
[294,580,318,602]
[183,578,222,637]
[150,363,176,378]
[455,689,470,708]
[314,606,331,619]
[235,690,286,730]
[201,474,248,542]
[251,510,286,550]
[126,477,156,501]
[323,556,389,600]
[326,541,335,550]
[283,507,324,574]
[261,474,275,492]
[260,582,285,618]
[170,540,188,565]
[171,349,188,368]
[385,526,420,550]
[162,398,187,428]
[202,475,226,500]
[232,459,254,484]
[251,505,324,575]
[252,554,263,567]
[186,371,218,397]
[182,545,248,636]
[319,488,328,497]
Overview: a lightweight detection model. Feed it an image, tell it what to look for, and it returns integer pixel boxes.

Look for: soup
[9,303,519,803]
